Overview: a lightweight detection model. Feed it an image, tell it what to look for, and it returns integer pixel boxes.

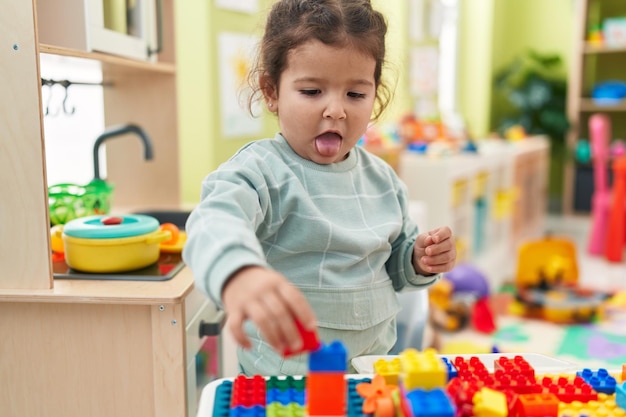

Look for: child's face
[268,40,377,164]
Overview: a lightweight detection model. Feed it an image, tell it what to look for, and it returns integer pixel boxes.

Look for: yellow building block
[373,357,401,386]
[399,348,447,390]
[472,387,508,417]
[558,393,626,417]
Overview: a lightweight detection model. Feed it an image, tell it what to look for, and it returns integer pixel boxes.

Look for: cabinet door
[87,0,158,61]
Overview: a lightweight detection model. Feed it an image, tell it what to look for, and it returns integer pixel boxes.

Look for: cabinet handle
[198,311,226,337]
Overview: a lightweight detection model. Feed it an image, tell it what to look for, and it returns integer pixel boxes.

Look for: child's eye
[300,89,321,96]
[348,92,366,99]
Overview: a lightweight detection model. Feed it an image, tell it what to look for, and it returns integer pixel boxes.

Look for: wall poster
[218,31,262,138]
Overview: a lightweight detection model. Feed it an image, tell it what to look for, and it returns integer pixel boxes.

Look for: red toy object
[283,319,321,357]
[471,297,496,334]
[605,156,626,262]
[230,374,266,407]
[513,393,560,417]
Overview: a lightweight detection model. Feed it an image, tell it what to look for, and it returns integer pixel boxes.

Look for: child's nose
[323,97,347,119]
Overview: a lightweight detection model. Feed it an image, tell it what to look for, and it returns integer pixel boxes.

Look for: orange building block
[306,372,345,416]
[514,393,559,417]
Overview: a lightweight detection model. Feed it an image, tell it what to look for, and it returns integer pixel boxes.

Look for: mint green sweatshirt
[183,133,438,375]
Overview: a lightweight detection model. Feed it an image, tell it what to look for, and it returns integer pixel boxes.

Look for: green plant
[494,50,569,140]
[494,50,570,211]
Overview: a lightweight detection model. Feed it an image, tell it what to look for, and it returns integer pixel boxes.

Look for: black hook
[60,80,76,116]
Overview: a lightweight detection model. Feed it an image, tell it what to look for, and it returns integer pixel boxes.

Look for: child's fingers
[260,293,302,353]
[280,284,318,331]
[226,311,252,350]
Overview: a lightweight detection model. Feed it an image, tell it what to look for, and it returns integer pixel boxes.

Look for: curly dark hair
[247,0,392,121]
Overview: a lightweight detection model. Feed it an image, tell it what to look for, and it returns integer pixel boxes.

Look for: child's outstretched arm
[413,226,457,275]
[221,265,318,355]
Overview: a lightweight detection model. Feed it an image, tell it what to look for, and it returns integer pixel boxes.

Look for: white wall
[40,54,105,187]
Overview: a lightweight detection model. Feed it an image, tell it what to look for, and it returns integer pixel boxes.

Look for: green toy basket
[48,179,114,225]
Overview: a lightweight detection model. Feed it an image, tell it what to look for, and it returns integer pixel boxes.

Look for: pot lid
[63,214,160,239]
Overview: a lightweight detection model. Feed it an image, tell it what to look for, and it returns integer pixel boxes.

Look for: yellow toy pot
[62,214,171,273]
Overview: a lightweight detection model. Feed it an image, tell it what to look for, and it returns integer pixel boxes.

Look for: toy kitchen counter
[0,263,223,417]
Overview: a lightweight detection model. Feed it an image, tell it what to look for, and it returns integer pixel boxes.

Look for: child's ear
[260,74,278,113]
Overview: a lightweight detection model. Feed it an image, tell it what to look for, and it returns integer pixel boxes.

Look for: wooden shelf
[579,98,626,112]
[583,42,626,54]
[39,44,176,74]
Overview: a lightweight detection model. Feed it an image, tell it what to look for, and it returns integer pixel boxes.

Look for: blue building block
[617,382,626,411]
[308,340,347,372]
[576,368,617,394]
[404,388,456,417]
[229,405,265,417]
[213,380,233,417]
[347,378,371,417]
[441,357,458,381]
[266,388,305,406]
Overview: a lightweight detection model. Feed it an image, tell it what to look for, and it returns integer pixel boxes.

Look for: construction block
[617,382,626,411]
[231,375,266,407]
[306,373,345,416]
[347,378,372,417]
[513,393,559,417]
[212,380,234,417]
[494,356,535,379]
[577,368,618,394]
[266,376,305,392]
[266,402,305,417]
[400,387,456,417]
[453,356,490,381]
[441,357,458,381]
[622,364,626,383]
[539,375,598,403]
[446,376,484,411]
[266,388,304,406]
[400,348,448,390]
[308,340,347,372]
[229,405,265,417]
[283,319,321,357]
[472,387,508,417]
[559,392,626,417]
[373,357,401,385]
[493,370,541,395]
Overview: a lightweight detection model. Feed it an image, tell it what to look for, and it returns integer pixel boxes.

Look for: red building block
[230,375,266,407]
[494,356,536,379]
[283,319,321,357]
[539,375,598,403]
[306,372,345,416]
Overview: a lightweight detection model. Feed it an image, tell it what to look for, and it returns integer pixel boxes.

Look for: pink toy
[587,114,612,255]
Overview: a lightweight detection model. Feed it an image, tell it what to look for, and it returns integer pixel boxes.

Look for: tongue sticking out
[315,132,342,157]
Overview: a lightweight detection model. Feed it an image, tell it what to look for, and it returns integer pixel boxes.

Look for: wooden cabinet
[0,2,219,416]
[0,269,223,417]
[564,0,626,214]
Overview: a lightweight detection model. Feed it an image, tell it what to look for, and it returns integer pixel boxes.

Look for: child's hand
[221,266,318,355]
[413,226,456,275]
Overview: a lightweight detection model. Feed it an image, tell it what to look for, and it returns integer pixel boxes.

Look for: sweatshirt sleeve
[385,175,441,291]
[182,160,270,307]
